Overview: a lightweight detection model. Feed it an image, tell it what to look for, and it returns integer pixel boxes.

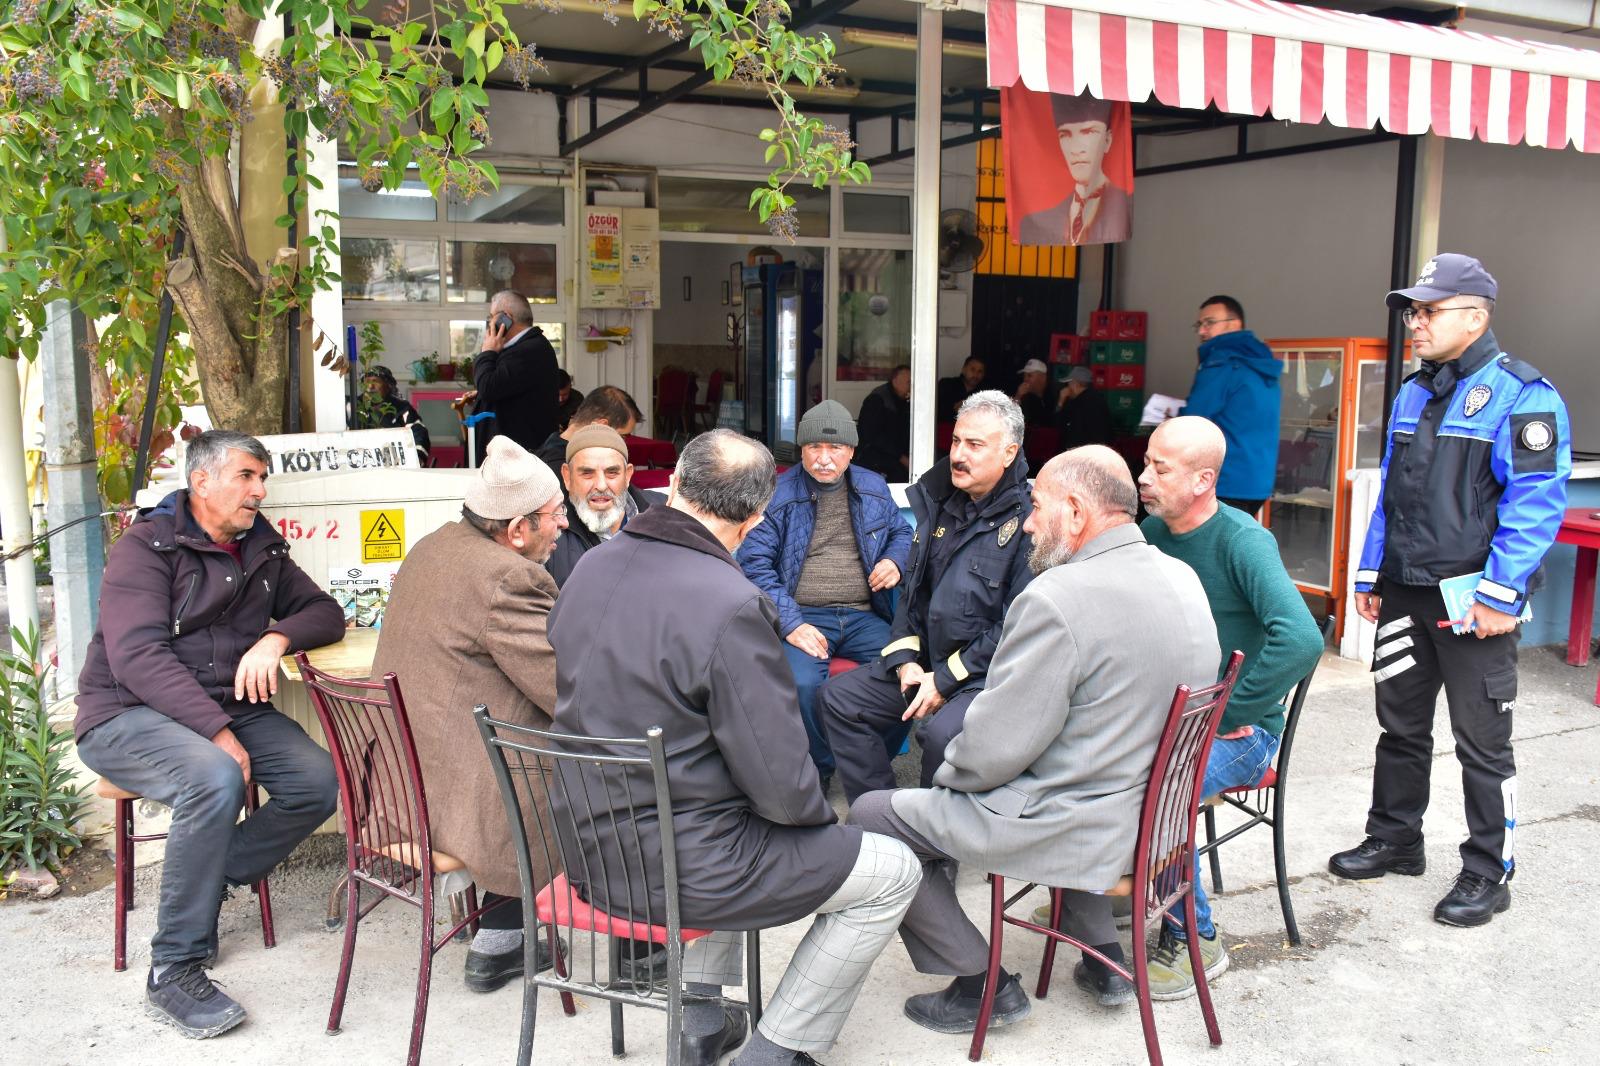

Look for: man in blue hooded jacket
[1182,295,1281,516]
[740,400,914,793]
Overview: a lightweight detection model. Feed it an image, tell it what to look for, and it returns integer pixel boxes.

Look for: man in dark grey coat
[852,447,1219,1036]
[548,429,921,1066]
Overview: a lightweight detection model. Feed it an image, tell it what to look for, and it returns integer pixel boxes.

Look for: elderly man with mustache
[739,400,914,795]
[819,391,1035,804]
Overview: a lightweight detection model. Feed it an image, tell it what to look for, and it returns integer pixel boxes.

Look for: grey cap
[1067,366,1094,385]
[797,399,858,448]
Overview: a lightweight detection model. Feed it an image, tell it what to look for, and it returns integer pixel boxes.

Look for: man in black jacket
[544,424,657,587]
[472,289,560,464]
[855,365,911,481]
[533,384,640,477]
[74,430,343,1039]
[1054,365,1115,448]
[819,391,1035,803]
[549,429,921,1066]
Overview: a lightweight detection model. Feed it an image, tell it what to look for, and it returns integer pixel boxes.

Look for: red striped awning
[984,0,1600,152]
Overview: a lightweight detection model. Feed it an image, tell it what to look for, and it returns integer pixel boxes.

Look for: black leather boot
[1328,836,1425,879]
[1433,871,1510,927]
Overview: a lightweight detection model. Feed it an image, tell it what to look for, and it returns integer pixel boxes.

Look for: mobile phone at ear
[492,312,513,331]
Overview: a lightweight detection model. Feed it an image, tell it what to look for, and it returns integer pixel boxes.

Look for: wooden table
[1556,507,1600,707]
[279,627,381,682]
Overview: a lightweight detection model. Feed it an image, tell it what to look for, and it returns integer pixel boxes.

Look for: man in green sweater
[1137,416,1324,999]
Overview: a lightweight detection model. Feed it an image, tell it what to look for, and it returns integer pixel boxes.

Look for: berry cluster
[505,44,545,89]
[70,9,115,44]
[766,205,800,243]
[11,0,40,27]
[96,55,133,91]
[3,51,62,103]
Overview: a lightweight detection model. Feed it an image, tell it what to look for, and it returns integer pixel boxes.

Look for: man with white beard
[544,424,659,587]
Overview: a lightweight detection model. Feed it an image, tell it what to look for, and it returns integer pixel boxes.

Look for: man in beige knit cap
[546,423,660,587]
[371,435,568,992]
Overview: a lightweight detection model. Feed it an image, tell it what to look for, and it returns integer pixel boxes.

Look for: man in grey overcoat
[852,446,1220,1035]
[548,429,922,1066]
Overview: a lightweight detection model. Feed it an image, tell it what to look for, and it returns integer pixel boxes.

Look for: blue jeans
[1169,727,1280,940]
[782,606,891,777]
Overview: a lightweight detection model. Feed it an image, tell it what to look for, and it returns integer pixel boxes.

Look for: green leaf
[174,74,191,111]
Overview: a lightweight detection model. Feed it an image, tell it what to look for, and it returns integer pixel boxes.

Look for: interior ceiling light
[838,27,987,59]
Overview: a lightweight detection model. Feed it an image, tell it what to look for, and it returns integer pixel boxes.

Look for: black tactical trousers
[1366,582,1519,883]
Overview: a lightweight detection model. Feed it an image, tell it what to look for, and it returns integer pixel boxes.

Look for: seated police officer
[739,401,913,794]
[819,391,1034,804]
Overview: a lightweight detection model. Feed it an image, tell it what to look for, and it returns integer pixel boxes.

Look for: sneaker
[1144,927,1229,1002]
[146,961,246,1039]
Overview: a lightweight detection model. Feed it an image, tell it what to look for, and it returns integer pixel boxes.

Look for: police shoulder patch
[997,516,1019,547]
[1462,384,1492,417]
[1520,420,1555,451]
[1497,355,1545,385]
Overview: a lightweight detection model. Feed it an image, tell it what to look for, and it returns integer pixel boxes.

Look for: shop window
[445,241,558,304]
[448,183,565,226]
[843,193,910,235]
[337,177,439,222]
[659,176,829,237]
[449,319,564,363]
[837,248,910,382]
[342,238,441,301]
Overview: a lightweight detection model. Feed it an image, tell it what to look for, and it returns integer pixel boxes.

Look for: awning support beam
[909,2,942,480]
[1384,136,1419,435]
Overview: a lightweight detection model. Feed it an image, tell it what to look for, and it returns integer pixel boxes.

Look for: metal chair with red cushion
[968,652,1245,1066]
[298,656,505,1066]
[694,369,727,431]
[98,777,275,972]
[1198,616,1333,946]
[476,709,762,1066]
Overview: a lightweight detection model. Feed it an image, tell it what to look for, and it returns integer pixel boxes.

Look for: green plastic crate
[1104,389,1143,423]
[1103,341,1146,365]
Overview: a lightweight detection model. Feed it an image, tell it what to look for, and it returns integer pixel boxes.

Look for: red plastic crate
[1089,310,1148,340]
[1100,364,1145,391]
[1048,333,1087,365]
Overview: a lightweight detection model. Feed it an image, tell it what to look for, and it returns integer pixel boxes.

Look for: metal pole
[1099,243,1116,311]
[284,10,302,434]
[1383,137,1418,434]
[40,300,104,693]
[908,2,942,479]
[132,229,185,495]
[0,218,38,649]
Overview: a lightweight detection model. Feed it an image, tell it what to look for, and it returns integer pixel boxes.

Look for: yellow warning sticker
[360,509,405,563]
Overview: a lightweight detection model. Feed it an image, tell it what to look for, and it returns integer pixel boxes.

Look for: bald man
[1136,417,1324,1000]
[850,447,1219,1033]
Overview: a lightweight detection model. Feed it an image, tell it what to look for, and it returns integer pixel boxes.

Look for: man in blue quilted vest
[740,400,914,795]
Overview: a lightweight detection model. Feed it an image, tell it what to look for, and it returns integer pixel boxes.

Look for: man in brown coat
[371,435,569,992]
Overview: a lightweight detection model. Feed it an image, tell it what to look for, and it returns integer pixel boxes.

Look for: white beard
[573,491,625,536]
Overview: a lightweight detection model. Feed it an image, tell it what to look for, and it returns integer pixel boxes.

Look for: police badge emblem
[1463,384,1492,417]
[1521,420,1554,451]
[997,517,1019,547]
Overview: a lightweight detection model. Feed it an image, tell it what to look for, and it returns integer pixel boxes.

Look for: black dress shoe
[616,939,671,986]
[680,1006,749,1066]
[903,972,1030,1035]
[1328,836,1426,879]
[1433,871,1510,927]
[1073,959,1134,1008]
[464,935,561,993]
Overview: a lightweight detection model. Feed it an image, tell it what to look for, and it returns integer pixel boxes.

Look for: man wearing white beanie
[371,435,569,992]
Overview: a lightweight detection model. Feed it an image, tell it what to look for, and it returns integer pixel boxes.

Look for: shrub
[0,627,89,875]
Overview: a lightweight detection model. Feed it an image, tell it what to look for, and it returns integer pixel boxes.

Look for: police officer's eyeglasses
[1401,305,1477,325]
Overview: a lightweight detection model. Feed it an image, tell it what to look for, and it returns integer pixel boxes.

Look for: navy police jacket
[1356,330,1571,615]
[879,455,1034,697]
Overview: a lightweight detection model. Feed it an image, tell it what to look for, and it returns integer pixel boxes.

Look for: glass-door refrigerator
[742,263,822,459]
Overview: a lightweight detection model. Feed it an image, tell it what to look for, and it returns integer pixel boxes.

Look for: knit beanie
[565,424,629,463]
[797,399,858,448]
[464,436,562,520]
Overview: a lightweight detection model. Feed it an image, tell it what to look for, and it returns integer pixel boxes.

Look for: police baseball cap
[1385,253,1498,309]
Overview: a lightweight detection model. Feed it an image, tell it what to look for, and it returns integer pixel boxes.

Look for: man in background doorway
[1054,366,1115,449]
[936,355,987,423]
[1181,295,1281,516]
[1013,359,1052,427]
[857,365,911,482]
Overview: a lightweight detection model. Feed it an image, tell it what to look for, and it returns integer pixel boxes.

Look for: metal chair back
[476,707,756,1066]
[1135,650,1246,930]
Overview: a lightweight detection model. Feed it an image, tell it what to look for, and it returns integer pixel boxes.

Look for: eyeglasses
[1192,316,1239,332]
[525,506,568,525]
[1401,305,1478,326]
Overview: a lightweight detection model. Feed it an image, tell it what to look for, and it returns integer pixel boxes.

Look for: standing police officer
[819,391,1034,804]
[1330,254,1571,927]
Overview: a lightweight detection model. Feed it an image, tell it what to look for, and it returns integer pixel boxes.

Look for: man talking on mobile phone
[472,289,562,465]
